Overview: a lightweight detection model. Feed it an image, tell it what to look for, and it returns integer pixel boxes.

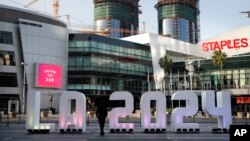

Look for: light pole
[185,61,194,90]
[21,62,27,118]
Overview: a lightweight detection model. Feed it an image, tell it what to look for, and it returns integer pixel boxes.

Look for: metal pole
[87,112,89,126]
[170,70,172,95]
[190,73,193,90]
[21,62,26,119]
[245,103,247,125]
[6,113,9,127]
[147,67,150,91]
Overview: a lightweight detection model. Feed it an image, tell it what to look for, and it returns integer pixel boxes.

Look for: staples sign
[35,63,62,88]
[202,38,249,52]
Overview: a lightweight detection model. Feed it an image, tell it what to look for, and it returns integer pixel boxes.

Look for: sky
[0,0,250,40]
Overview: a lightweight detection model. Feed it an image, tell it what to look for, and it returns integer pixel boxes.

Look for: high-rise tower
[155,0,200,43]
[94,0,141,38]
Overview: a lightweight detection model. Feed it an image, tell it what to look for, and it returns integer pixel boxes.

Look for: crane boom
[53,0,59,17]
[24,0,39,8]
[24,0,59,18]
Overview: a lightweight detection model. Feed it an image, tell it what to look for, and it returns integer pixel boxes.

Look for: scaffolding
[155,0,200,44]
[93,0,141,38]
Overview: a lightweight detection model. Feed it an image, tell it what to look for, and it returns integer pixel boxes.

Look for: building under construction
[93,0,141,38]
[155,0,200,43]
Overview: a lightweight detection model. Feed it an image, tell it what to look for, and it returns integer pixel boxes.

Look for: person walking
[95,95,108,136]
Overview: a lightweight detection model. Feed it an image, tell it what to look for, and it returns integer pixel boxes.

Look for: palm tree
[159,51,173,108]
[211,50,227,89]
[159,51,173,76]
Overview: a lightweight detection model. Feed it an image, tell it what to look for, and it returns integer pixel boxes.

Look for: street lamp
[185,61,194,90]
[21,62,27,118]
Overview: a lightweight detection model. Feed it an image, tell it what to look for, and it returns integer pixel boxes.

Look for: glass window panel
[68,57,76,66]
[68,41,75,47]
[84,57,91,66]
[0,31,13,44]
[83,41,90,47]
[0,73,17,87]
[76,41,84,47]
[91,41,97,48]
[76,57,83,66]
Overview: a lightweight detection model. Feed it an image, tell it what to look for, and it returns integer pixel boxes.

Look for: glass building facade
[94,0,140,38]
[68,33,153,108]
[155,0,200,43]
[0,30,17,113]
[170,55,250,114]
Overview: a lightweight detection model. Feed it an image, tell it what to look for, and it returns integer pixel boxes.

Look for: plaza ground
[1,115,249,141]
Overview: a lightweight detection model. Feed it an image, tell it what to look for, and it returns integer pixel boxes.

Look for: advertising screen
[35,63,62,88]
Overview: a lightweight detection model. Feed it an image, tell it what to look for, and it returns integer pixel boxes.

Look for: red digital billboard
[236,96,250,104]
[35,63,62,88]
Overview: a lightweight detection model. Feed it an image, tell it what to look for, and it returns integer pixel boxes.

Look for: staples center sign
[201,38,249,51]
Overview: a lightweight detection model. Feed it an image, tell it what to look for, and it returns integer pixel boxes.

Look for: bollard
[139,113,141,127]
[6,113,9,127]
[87,112,89,126]
[18,114,21,124]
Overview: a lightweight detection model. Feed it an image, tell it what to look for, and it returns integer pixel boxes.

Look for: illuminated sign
[35,63,62,88]
[26,91,55,133]
[236,96,250,104]
[59,92,86,132]
[171,91,199,132]
[141,92,166,131]
[26,90,232,133]
[202,38,248,51]
[202,91,232,129]
[109,91,134,131]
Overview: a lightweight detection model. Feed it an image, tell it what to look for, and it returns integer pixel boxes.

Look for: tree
[159,51,173,108]
[159,51,173,75]
[211,50,227,89]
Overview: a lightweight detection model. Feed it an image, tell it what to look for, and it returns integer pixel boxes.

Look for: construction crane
[24,0,59,17]
[240,11,250,18]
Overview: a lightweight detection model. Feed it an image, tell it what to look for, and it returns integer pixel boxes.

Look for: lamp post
[185,61,194,90]
[21,62,27,119]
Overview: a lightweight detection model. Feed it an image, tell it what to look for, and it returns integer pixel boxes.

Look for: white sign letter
[59,91,86,133]
[109,91,134,132]
[141,91,166,131]
[26,91,55,133]
[171,91,199,132]
[202,91,232,129]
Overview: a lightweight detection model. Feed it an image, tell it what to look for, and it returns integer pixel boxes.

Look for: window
[0,51,15,66]
[0,73,17,87]
[0,31,13,44]
[68,40,75,48]
[68,57,74,67]
[76,41,84,47]
[76,57,83,66]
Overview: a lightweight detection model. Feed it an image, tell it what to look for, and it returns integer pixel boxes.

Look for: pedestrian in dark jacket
[95,95,108,136]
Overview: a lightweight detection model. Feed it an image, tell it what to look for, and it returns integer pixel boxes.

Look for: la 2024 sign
[26,90,232,133]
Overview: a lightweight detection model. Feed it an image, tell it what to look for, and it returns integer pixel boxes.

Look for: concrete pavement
[0,116,236,141]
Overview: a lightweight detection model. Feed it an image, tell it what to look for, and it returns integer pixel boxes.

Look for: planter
[237,112,244,118]
[205,113,211,118]
[40,111,48,118]
[247,112,250,118]
[8,112,16,118]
